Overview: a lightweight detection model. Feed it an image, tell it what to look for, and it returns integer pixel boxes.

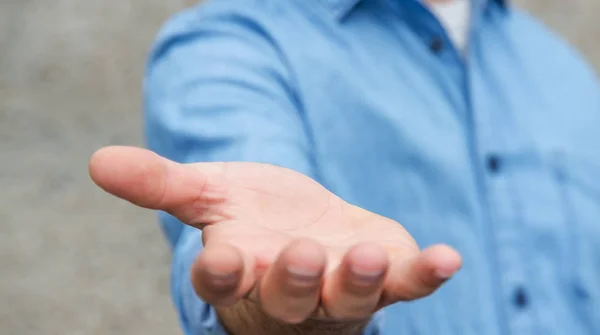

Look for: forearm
[216,301,369,335]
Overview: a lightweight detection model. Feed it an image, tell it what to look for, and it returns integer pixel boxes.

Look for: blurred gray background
[0,1,598,334]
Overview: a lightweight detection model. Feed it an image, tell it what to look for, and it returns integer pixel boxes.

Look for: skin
[89,146,462,334]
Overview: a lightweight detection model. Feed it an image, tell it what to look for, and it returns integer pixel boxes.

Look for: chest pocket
[494,147,600,331]
[551,150,600,330]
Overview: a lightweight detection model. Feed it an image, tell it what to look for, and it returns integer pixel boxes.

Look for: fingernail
[350,265,384,285]
[286,265,320,284]
[207,270,238,286]
[434,268,456,280]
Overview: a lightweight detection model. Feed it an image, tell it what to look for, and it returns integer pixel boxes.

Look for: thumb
[88,146,227,223]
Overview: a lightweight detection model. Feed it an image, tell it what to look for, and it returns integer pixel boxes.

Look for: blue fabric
[143,0,600,334]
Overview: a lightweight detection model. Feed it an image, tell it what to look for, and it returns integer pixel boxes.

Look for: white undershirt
[428,0,471,52]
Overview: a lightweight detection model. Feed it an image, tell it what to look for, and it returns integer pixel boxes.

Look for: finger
[321,243,388,320]
[88,146,227,224]
[191,243,255,306]
[381,244,462,306]
[259,238,327,324]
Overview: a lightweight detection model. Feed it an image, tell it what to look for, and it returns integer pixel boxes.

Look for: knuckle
[265,302,312,323]
[327,302,373,320]
[282,281,319,298]
[344,281,380,297]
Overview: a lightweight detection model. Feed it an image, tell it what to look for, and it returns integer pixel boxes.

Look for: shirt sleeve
[143,5,383,335]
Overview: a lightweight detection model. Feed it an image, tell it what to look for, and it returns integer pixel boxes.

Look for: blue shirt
[143,0,600,334]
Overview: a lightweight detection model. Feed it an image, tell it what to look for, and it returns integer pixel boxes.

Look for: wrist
[216,301,368,335]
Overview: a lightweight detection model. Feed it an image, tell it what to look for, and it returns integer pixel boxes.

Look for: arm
[144,8,379,335]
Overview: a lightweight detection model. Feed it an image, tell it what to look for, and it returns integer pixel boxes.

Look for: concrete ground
[0,1,598,334]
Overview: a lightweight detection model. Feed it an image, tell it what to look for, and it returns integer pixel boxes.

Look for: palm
[198,163,418,274]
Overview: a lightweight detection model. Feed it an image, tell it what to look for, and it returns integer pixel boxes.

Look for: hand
[89,146,461,329]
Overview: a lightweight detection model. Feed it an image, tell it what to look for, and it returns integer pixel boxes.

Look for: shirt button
[429,36,444,53]
[487,154,501,173]
[574,284,590,300]
[513,287,529,308]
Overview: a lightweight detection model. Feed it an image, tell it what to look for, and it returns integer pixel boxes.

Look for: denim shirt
[144,0,600,333]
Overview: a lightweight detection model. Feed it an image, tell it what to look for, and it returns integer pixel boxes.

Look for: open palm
[89,146,461,326]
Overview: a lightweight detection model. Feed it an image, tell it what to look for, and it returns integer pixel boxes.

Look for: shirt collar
[323,0,508,20]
